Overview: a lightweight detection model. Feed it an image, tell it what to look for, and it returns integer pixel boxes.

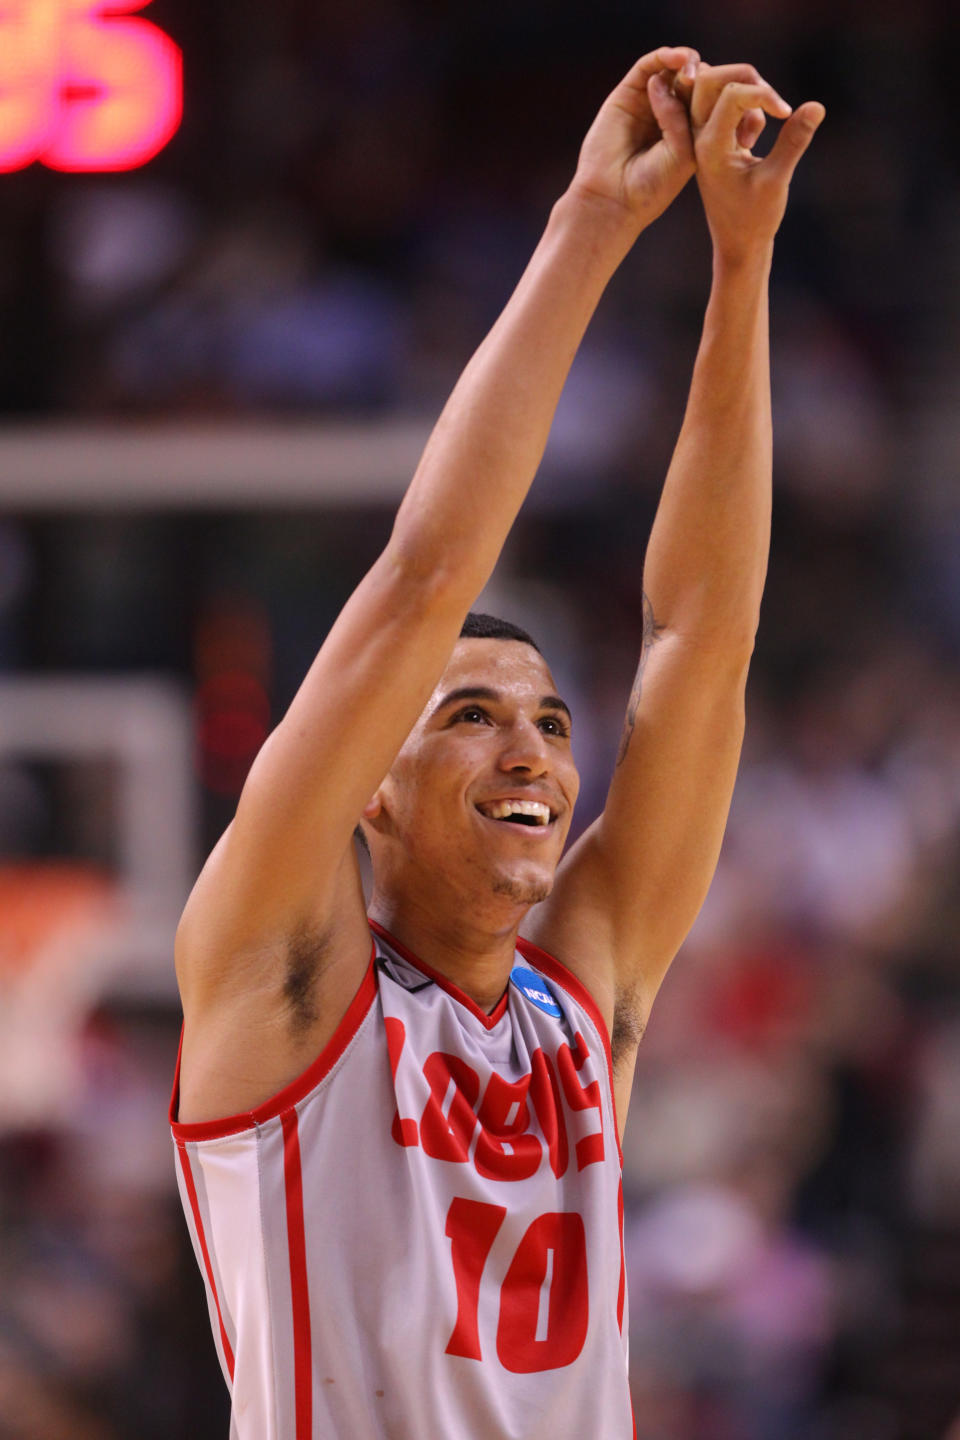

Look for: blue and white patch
[510,964,563,1019]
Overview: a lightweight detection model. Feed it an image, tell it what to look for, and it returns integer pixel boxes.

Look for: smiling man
[370,617,579,928]
[171,46,823,1440]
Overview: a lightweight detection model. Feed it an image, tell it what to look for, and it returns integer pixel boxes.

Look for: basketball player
[171,46,824,1438]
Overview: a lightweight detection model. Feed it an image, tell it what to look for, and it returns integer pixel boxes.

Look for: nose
[496,717,550,777]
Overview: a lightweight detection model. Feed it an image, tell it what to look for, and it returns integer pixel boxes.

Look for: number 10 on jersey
[445,1198,589,1374]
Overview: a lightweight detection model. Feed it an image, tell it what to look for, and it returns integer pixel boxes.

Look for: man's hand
[689,62,825,264]
[569,46,700,233]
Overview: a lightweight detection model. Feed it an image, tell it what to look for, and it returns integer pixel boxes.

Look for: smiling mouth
[475,799,555,828]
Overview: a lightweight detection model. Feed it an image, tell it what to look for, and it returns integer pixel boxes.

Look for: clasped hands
[571,45,826,262]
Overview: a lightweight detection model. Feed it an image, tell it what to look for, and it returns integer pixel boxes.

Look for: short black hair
[458,611,541,653]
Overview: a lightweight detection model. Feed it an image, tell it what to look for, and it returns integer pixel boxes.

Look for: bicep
[177,549,469,992]
[601,633,749,966]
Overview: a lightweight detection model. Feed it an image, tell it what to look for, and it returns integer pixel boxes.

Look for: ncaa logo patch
[510,964,562,1019]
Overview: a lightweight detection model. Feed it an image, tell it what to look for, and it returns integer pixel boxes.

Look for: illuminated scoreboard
[0,0,182,172]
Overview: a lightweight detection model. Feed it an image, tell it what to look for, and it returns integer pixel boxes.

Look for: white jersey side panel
[172,928,633,1439]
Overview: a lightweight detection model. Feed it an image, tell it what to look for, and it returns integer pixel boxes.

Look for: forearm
[387,191,636,600]
[642,245,774,651]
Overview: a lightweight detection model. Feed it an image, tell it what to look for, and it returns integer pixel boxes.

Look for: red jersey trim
[175,1140,236,1381]
[616,1176,626,1332]
[281,1108,313,1440]
[369,920,511,1030]
[516,936,623,1169]
[169,940,378,1141]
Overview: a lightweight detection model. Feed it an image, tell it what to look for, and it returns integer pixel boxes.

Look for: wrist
[711,238,774,284]
[553,184,644,266]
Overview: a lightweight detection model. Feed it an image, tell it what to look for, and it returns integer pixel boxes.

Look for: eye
[538,714,570,738]
[451,706,492,726]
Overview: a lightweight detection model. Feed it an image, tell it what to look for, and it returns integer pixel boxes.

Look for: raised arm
[174,48,702,1120]
[528,63,824,1099]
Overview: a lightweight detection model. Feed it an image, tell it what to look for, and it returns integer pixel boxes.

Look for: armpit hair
[282,924,334,1032]
[611,986,645,1071]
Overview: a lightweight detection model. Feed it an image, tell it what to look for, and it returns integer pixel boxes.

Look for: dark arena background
[1,2,959,1437]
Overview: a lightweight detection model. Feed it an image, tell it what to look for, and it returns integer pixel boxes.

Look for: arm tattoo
[616,592,663,767]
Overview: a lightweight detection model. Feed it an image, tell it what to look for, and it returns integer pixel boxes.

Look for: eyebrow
[432,686,572,722]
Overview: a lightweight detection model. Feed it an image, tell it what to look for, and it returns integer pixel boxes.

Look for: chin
[489,866,554,908]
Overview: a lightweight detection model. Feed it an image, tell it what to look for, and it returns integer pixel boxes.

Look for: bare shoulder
[522,825,649,1137]
[174,841,373,1125]
[521,817,623,1023]
[521,903,614,1036]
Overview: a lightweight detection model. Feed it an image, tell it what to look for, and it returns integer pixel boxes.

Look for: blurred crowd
[1,0,959,1437]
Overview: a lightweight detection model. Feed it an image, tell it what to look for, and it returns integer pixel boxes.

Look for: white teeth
[479,799,552,825]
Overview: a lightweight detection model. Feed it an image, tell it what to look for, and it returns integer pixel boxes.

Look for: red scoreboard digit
[0,0,183,172]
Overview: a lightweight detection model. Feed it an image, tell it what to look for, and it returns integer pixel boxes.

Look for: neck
[368,890,525,1014]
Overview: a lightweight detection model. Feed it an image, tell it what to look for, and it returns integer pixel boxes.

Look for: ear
[363,770,399,837]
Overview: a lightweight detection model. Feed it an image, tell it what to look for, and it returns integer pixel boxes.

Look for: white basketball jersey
[171,924,634,1439]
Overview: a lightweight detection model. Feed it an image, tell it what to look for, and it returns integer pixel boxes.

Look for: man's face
[367,638,580,913]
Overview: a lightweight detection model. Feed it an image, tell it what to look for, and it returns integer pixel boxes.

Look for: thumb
[647,71,695,165]
[764,101,825,182]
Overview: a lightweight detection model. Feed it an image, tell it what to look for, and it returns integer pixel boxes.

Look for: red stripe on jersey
[281,1107,313,1440]
[176,1141,235,1381]
[617,1177,626,1332]
[170,940,378,1141]
[516,937,623,1168]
